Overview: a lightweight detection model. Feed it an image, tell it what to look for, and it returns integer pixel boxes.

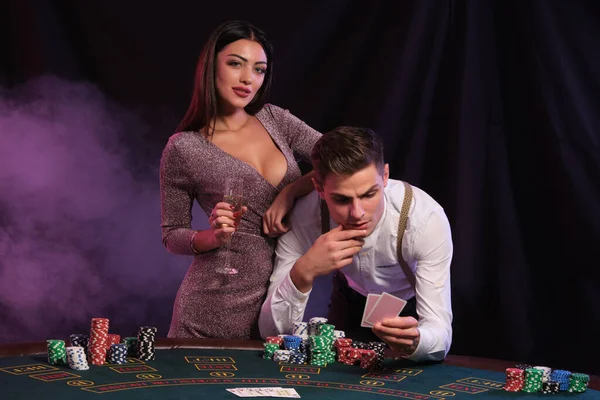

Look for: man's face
[315,163,389,237]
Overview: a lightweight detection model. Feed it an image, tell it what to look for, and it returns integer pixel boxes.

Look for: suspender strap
[397,181,416,289]
[320,180,415,289]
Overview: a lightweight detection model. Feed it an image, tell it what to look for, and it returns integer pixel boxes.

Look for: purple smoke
[0,76,192,342]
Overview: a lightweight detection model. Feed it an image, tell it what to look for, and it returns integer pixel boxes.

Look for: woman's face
[215,39,267,111]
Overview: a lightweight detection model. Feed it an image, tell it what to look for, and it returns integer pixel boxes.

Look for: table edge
[0,339,597,390]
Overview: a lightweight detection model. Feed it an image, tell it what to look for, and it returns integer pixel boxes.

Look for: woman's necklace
[214,115,250,132]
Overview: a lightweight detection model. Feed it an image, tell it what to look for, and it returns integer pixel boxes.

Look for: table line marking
[80,377,446,399]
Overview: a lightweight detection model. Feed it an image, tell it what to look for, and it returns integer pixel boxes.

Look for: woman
[160,20,321,339]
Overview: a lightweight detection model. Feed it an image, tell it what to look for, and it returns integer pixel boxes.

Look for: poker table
[1,338,598,399]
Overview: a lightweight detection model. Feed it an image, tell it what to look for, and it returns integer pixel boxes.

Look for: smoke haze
[0,76,189,342]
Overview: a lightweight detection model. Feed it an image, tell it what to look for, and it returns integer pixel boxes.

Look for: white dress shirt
[258,179,453,362]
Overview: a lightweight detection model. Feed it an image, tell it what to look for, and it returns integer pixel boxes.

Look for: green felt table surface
[1,344,598,400]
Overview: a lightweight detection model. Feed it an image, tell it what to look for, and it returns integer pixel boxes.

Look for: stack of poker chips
[136,326,157,361]
[504,365,588,394]
[69,334,89,349]
[533,365,552,382]
[66,346,89,370]
[550,369,572,391]
[504,368,525,391]
[367,342,385,369]
[88,318,110,365]
[123,337,139,357]
[334,338,353,362]
[292,322,308,337]
[308,317,328,335]
[314,323,337,365]
[568,373,590,393]
[541,381,560,394]
[309,335,336,366]
[348,341,379,369]
[263,342,280,360]
[263,317,386,371]
[106,334,120,351]
[46,340,67,365]
[107,343,128,364]
[522,368,544,392]
[273,349,294,362]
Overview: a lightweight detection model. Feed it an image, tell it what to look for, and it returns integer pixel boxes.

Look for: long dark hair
[176,20,274,136]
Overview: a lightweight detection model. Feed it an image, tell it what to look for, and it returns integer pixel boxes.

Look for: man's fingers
[338,239,365,250]
[335,246,363,261]
[373,323,419,340]
[380,316,419,329]
[374,332,416,348]
[329,229,368,241]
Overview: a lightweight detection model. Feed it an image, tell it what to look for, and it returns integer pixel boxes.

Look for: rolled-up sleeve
[258,228,311,338]
[405,208,453,362]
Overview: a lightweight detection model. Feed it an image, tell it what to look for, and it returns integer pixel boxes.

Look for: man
[258,126,453,362]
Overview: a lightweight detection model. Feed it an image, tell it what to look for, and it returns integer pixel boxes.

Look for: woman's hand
[209,202,247,246]
[263,186,294,237]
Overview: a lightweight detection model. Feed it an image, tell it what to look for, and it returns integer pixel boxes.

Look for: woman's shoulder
[256,103,293,120]
[162,130,206,158]
[166,130,205,147]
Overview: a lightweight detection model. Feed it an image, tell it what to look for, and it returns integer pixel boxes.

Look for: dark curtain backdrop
[1,0,599,375]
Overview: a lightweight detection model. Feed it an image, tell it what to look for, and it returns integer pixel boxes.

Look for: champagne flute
[215,177,243,275]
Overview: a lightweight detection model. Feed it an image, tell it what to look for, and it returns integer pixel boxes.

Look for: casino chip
[122,337,138,357]
[54,318,159,372]
[136,326,158,361]
[108,343,128,364]
[569,372,590,393]
[504,364,589,394]
[69,333,89,349]
[46,340,67,365]
[66,346,89,370]
[88,317,110,366]
[504,368,525,392]
[262,317,386,371]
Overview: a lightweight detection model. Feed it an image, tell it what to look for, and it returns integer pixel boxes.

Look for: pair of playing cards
[226,387,300,398]
[361,292,407,327]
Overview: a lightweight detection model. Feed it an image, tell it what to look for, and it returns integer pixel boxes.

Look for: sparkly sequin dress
[160,104,321,339]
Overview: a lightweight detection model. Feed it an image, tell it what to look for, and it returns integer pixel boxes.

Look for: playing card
[272,388,301,398]
[365,292,407,325]
[226,388,256,397]
[226,387,298,398]
[361,293,381,327]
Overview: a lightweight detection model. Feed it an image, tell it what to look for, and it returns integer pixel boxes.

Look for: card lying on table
[226,387,300,397]
[364,292,407,326]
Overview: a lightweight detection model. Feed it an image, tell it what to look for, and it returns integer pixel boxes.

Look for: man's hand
[290,224,366,292]
[372,316,420,357]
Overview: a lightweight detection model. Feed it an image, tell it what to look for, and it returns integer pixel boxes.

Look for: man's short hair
[310,126,385,184]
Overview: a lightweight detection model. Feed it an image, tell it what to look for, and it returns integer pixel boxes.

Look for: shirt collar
[357,190,389,251]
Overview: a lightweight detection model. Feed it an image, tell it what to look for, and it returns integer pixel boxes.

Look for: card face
[365,292,407,325]
[274,388,301,398]
[361,293,381,327]
[226,387,299,398]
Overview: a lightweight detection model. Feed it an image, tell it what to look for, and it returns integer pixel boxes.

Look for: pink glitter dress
[160,104,321,339]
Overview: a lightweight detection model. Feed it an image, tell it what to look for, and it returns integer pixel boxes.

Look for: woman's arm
[263,171,316,237]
